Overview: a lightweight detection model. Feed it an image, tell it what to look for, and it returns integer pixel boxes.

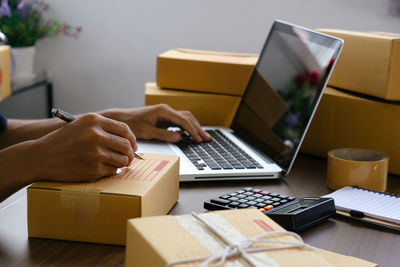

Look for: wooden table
[1,154,399,266]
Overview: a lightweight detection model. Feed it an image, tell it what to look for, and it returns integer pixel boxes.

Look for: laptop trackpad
[136,140,176,155]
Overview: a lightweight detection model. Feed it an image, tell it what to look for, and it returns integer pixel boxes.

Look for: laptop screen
[231,20,343,175]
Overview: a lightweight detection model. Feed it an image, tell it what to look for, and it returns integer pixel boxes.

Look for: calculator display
[269,199,318,214]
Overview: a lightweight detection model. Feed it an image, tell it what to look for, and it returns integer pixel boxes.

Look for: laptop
[139,20,343,181]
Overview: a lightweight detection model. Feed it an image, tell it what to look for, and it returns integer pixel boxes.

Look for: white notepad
[323,186,400,225]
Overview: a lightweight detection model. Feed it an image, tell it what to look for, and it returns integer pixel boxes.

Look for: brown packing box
[145,82,241,127]
[0,45,11,101]
[126,209,376,267]
[317,29,400,100]
[302,87,400,175]
[28,153,179,245]
[157,48,258,96]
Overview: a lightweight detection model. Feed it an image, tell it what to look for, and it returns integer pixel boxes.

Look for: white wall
[35,0,399,114]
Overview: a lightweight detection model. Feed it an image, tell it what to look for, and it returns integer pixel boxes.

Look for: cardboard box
[317,29,400,100]
[28,153,179,245]
[157,48,258,96]
[145,82,241,127]
[0,45,11,101]
[301,87,400,175]
[126,209,376,267]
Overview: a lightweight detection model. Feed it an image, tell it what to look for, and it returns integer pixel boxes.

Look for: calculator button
[263,200,273,205]
[238,204,249,208]
[287,197,296,201]
[262,196,272,200]
[236,194,247,199]
[228,197,239,201]
[271,197,281,202]
[270,193,280,197]
[243,187,253,191]
[238,199,248,204]
[256,203,266,208]
[219,195,230,199]
[245,196,256,201]
[251,189,262,193]
[244,192,254,196]
[230,192,238,196]
[228,202,240,208]
[260,191,270,195]
[236,190,246,194]
[280,199,289,204]
[264,205,274,210]
[247,201,257,206]
[273,202,281,207]
[279,195,289,199]
[210,199,230,205]
[253,194,262,198]
[255,198,265,203]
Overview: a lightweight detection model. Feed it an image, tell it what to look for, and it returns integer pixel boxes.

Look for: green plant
[0,0,81,47]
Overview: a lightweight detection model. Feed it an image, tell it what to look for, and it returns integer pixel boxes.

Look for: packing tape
[327,148,388,192]
[60,181,102,228]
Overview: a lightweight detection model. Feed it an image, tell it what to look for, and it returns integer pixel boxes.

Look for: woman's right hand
[29,113,137,182]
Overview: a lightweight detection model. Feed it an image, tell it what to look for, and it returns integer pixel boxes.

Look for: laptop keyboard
[177,129,264,171]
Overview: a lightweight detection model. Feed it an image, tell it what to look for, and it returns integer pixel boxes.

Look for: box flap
[158,48,258,65]
[29,153,179,197]
[371,31,400,39]
[316,29,398,40]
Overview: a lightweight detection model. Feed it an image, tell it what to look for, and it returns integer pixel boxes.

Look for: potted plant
[0,0,81,83]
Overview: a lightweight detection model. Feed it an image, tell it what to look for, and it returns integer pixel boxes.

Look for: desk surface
[0,154,399,267]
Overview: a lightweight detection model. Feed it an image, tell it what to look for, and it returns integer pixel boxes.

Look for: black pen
[51,108,144,160]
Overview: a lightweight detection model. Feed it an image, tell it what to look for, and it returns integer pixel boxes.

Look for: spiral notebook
[323,186,400,230]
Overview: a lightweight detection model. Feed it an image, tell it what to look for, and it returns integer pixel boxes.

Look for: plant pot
[11,46,37,85]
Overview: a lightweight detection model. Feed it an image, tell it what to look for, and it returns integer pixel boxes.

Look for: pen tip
[135,152,144,160]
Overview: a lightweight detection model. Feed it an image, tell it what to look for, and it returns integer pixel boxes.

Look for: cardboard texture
[126,209,376,267]
[301,87,400,175]
[317,29,400,100]
[28,153,179,245]
[145,82,241,127]
[0,45,11,101]
[157,48,258,96]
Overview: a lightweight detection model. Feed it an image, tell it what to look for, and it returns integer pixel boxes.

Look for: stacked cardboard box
[317,29,400,100]
[146,48,258,126]
[145,82,240,127]
[302,29,400,175]
[0,45,11,101]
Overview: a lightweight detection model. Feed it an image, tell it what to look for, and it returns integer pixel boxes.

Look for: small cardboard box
[156,48,258,96]
[317,29,400,100]
[145,82,241,127]
[0,45,11,101]
[301,87,400,175]
[28,153,179,245]
[126,209,376,267]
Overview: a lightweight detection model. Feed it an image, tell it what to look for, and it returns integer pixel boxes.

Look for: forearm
[0,118,65,149]
[96,108,126,120]
[0,141,38,202]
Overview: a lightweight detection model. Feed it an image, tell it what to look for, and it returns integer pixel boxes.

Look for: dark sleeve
[0,113,7,133]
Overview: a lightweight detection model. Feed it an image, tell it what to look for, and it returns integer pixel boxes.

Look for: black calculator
[204,187,336,232]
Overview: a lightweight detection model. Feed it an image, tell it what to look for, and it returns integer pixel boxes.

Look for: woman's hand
[100,104,211,143]
[30,113,137,182]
